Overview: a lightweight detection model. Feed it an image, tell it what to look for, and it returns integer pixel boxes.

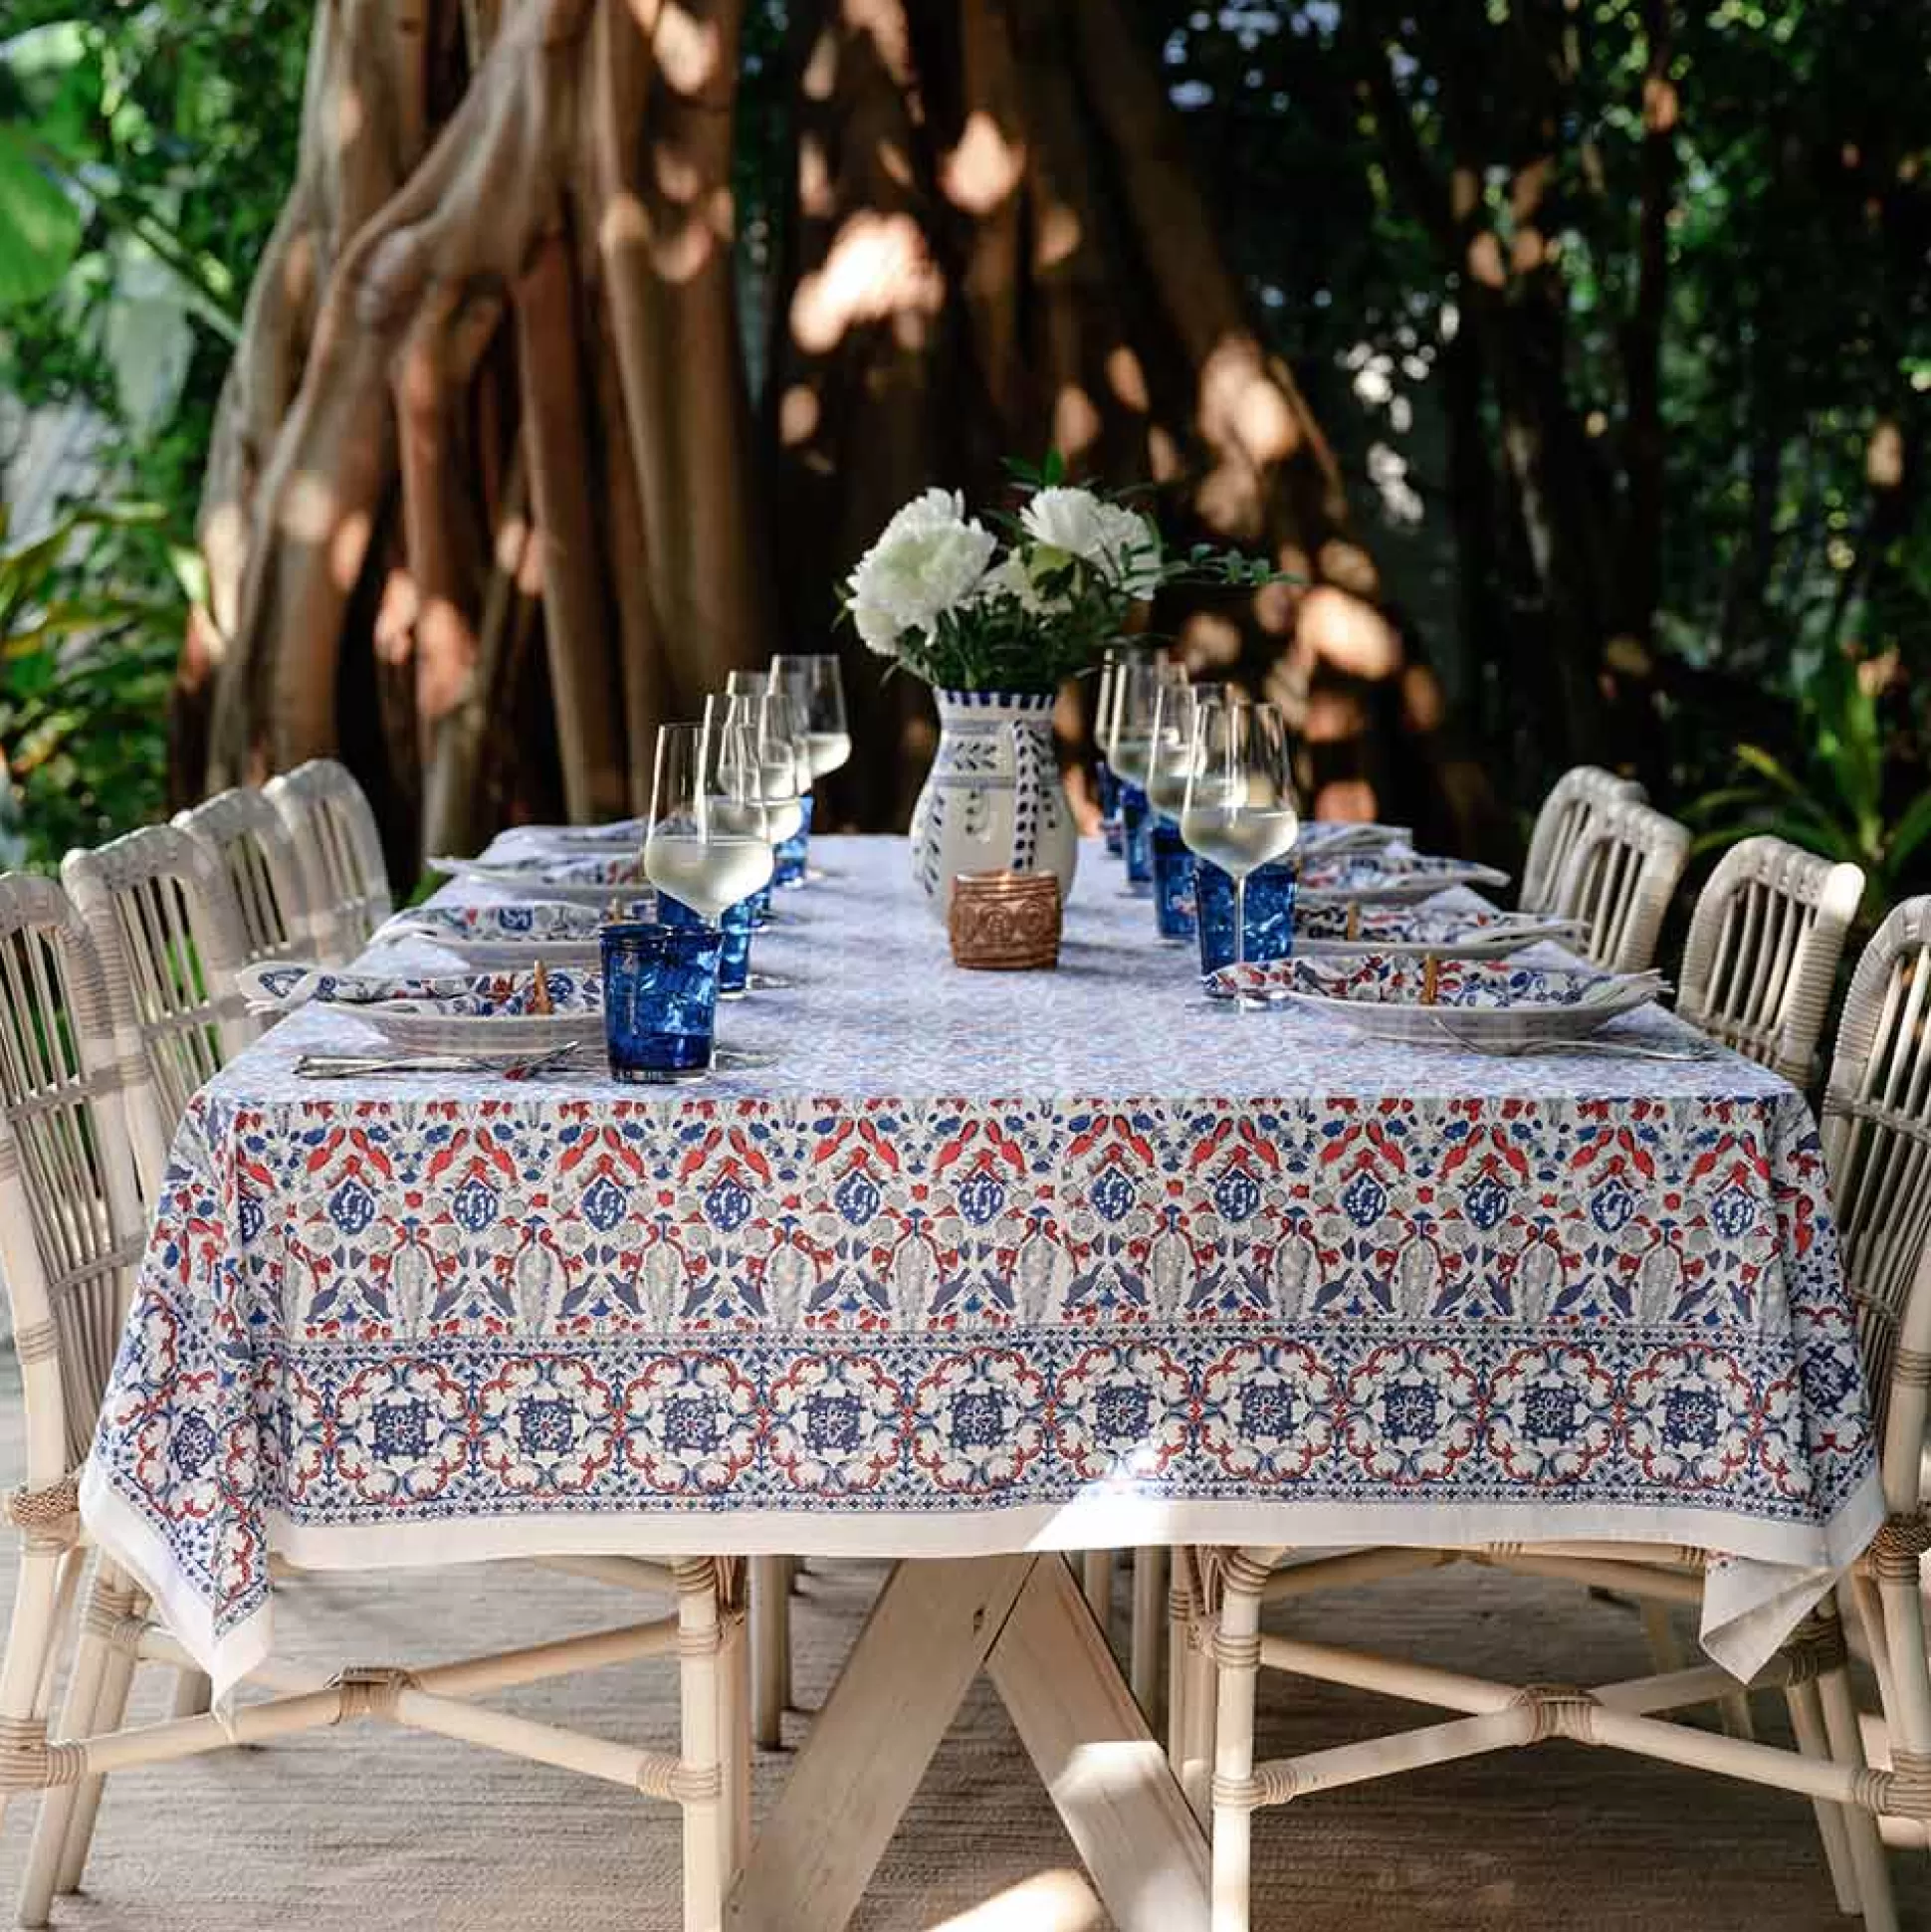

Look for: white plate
[359,1007,603,1062]
[1208,956,1662,1047]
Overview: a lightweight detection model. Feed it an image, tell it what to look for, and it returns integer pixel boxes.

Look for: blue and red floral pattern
[82,838,1880,1684]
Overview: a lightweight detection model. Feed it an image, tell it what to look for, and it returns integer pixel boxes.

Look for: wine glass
[643,722,776,922]
[1106,656,1186,894]
[1145,681,1227,823]
[1180,697,1299,1002]
[772,653,851,781]
[753,688,807,847]
[1103,655,1184,794]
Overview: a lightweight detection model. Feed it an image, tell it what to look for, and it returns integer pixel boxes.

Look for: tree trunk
[176,0,1492,866]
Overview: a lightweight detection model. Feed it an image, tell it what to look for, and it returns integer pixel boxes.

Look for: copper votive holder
[949,870,1063,970]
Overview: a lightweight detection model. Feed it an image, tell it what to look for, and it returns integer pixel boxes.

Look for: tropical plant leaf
[0,124,82,308]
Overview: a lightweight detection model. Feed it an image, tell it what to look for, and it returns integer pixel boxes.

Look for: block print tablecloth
[82,837,1881,1693]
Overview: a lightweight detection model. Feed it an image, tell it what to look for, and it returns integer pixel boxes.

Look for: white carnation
[1020,486,1163,601]
[971,551,1064,617]
[846,488,996,652]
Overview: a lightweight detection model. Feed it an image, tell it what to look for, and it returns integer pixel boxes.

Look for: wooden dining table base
[726,1555,1210,1932]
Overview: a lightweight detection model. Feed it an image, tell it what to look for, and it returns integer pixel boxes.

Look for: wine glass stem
[1232,872,1247,1009]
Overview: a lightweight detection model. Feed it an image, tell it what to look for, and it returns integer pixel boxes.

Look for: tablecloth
[81,835,1881,1693]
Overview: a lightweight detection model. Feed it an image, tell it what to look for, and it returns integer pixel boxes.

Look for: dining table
[79,831,1882,1930]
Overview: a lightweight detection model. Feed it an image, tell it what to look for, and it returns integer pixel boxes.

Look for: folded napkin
[384,903,618,945]
[429,850,651,888]
[1299,850,1512,894]
[238,962,601,1016]
[1208,955,1664,1012]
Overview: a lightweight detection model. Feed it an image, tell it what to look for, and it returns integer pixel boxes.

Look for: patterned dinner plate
[1206,954,1663,1045]
[380,900,652,968]
[1294,903,1583,960]
[429,850,652,904]
[238,963,605,1060]
[1297,850,1512,906]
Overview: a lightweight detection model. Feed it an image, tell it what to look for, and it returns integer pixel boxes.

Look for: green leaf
[0,125,82,308]
[0,22,103,158]
[1883,790,1931,872]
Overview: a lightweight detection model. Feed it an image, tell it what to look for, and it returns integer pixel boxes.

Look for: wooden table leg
[987,1555,1208,1932]
[728,1555,1208,1932]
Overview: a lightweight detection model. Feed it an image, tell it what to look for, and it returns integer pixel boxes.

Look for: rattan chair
[1552,797,1691,973]
[1190,900,1931,1932]
[175,786,321,966]
[265,757,391,964]
[0,873,211,1924]
[1675,835,1865,1087]
[60,824,261,1193]
[1520,766,1645,916]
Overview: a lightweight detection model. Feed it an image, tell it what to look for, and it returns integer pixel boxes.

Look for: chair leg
[1787,1676,1862,1915]
[1816,1638,1898,1932]
[169,1669,213,1719]
[1131,1546,1166,1721]
[1210,1550,1271,1932]
[20,1560,138,1922]
[1176,1601,1218,1825]
[676,1561,727,1932]
[717,1597,751,1890]
[0,1538,76,1843]
[750,1555,788,1750]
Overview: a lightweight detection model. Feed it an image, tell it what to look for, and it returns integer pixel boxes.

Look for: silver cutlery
[294,1041,593,1080]
[1424,1018,1721,1062]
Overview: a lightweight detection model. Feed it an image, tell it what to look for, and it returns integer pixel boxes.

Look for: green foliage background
[2,0,1928,904]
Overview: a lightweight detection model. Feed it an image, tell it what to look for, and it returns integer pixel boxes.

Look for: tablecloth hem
[79,1460,273,1703]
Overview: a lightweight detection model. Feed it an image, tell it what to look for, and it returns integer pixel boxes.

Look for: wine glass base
[610,1064,711,1084]
[748,969,800,991]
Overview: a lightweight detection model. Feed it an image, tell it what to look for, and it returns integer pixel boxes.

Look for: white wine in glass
[1146,681,1231,821]
[1180,696,1299,998]
[644,722,776,921]
[774,653,852,779]
[1107,655,1185,790]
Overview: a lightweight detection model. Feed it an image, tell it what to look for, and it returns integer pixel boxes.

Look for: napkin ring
[950,871,1062,970]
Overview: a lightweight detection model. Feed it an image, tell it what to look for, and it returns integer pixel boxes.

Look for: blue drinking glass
[1098,761,1124,857]
[657,893,755,998]
[1121,783,1154,893]
[774,792,813,888]
[601,922,723,1081]
[1195,859,1297,974]
[1151,817,1197,942]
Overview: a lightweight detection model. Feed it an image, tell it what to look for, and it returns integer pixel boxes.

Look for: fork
[1424,1017,1721,1062]
[294,1041,591,1080]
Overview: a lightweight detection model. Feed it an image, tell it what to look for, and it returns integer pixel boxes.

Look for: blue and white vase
[909,688,1078,922]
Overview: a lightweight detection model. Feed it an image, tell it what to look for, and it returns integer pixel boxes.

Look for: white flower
[971,551,1064,618]
[846,488,997,653]
[1020,486,1163,600]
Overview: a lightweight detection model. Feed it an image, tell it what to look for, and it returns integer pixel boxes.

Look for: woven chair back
[61,823,259,1190]
[1678,836,1864,1087]
[0,874,147,1468]
[176,785,319,966]
[1521,765,1645,916]
[1820,896,1931,1485]
[1553,798,1691,974]
[265,758,391,964]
